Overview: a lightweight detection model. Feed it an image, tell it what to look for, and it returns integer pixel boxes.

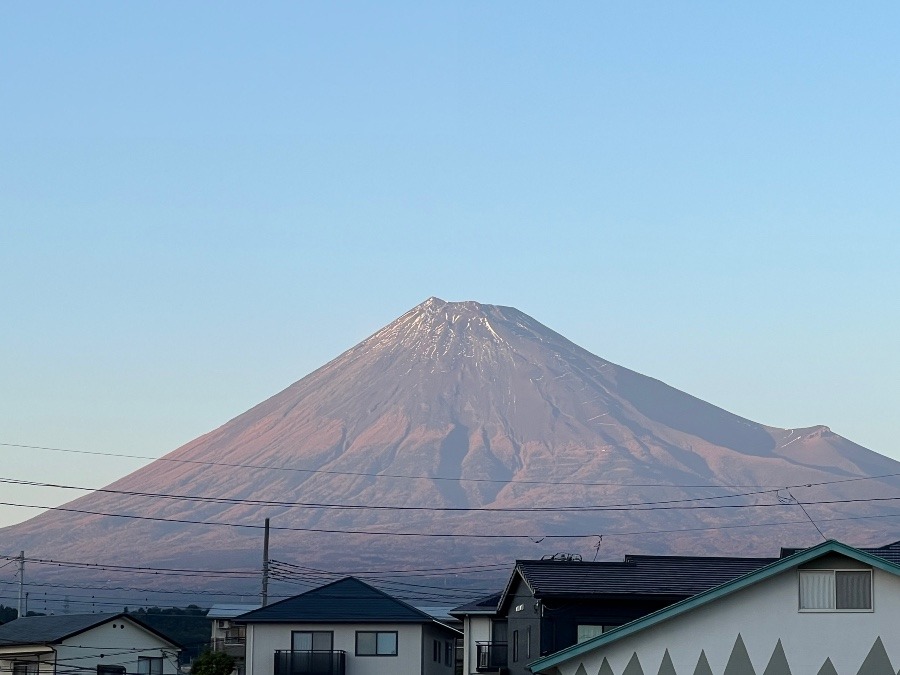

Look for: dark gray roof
[782,540,900,565]
[450,592,503,617]
[235,577,442,625]
[0,613,181,648]
[502,555,777,608]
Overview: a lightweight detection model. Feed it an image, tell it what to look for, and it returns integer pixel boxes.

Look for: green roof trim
[527,541,900,674]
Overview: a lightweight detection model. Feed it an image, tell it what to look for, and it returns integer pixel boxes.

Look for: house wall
[246,622,428,675]
[543,562,900,675]
[0,649,55,675]
[54,618,179,675]
[505,576,541,675]
[421,622,456,675]
[461,616,492,675]
[503,575,686,675]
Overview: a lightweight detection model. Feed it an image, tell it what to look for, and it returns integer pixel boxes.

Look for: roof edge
[528,541,900,674]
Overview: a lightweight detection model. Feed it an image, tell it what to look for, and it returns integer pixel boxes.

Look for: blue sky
[1,3,898,528]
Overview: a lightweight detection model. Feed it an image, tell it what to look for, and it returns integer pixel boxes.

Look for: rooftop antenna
[592,536,603,562]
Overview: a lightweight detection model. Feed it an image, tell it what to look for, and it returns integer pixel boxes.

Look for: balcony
[274,650,346,675]
[212,637,247,659]
[476,642,508,672]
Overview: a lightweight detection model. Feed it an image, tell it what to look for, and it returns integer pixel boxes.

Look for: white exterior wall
[549,565,900,675]
[0,649,55,675]
[461,616,492,675]
[54,618,180,675]
[0,618,179,675]
[246,623,425,675]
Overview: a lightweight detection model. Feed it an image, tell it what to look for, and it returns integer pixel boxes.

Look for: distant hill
[4,297,899,602]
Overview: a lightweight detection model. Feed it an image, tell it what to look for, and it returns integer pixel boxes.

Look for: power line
[0,476,784,512]
[5,440,899,490]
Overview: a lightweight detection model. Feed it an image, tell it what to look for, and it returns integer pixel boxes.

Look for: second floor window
[291,631,333,652]
[356,631,398,656]
[137,657,163,675]
[800,569,872,611]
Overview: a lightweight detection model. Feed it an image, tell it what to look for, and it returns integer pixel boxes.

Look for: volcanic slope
[4,297,900,582]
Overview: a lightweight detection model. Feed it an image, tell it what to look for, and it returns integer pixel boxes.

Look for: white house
[235,576,461,675]
[449,593,504,675]
[0,613,181,675]
[528,541,900,675]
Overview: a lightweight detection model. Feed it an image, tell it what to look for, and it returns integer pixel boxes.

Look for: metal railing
[476,642,508,671]
[273,650,346,675]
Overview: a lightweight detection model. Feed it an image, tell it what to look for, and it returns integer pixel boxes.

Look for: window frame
[445,640,453,666]
[13,662,38,675]
[291,630,334,652]
[512,630,519,663]
[355,631,398,657]
[798,568,873,612]
[137,657,163,675]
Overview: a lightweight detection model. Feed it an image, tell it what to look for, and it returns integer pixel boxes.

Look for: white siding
[550,564,900,675]
[55,618,180,675]
[0,618,179,675]
[247,623,426,675]
[462,616,492,675]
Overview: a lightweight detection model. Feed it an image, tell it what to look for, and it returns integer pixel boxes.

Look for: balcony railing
[212,637,247,659]
[476,642,508,672]
[274,650,346,675]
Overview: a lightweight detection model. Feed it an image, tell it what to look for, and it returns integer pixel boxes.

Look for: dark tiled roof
[782,540,900,565]
[512,555,777,600]
[0,613,121,645]
[0,613,180,648]
[235,577,437,624]
[449,592,503,617]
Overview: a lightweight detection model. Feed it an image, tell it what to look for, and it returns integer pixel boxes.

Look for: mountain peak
[3,299,897,591]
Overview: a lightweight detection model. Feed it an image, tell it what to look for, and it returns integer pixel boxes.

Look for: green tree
[190,651,235,675]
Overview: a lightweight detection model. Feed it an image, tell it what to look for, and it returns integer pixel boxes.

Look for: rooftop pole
[262,518,270,607]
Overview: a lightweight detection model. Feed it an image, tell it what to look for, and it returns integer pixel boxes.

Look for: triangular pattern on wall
[658,649,678,675]
[818,658,839,675]
[599,657,615,675]
[623,652,645,675]
[694,651,714,675]
[762,639,792,675]
[858,637,895,675]
[575,665,588,675]
[724,634,756,675]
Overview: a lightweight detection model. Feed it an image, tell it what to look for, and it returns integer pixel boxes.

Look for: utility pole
[261,518,270,607]
[16,551,24,618]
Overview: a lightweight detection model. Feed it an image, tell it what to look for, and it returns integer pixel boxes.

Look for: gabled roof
[0,613,182,649]
[528,540,900,674]
[235,577,444,625]
[498,554,776,612]
[449,592,503,618]
[782,540,900,565]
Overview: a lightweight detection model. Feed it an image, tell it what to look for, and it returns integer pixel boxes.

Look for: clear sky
[1,3,898,529]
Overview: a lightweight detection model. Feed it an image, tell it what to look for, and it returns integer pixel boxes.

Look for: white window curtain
[800,571,835,609]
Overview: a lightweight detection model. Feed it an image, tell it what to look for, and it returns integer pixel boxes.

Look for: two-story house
[529,540,900,675]
[454,553,776,675]
[208,604,260,675]
[235,576,461,675]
